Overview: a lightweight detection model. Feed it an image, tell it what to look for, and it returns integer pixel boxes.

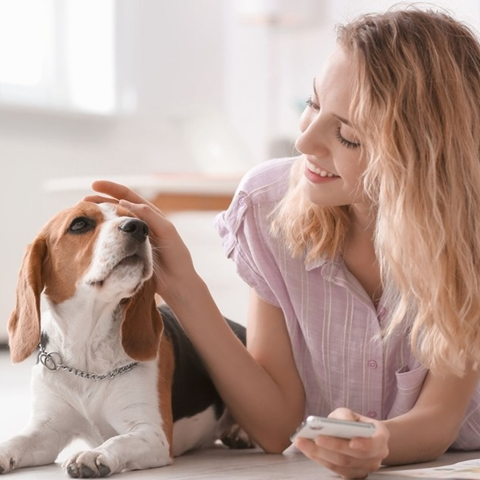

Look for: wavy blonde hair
[272,7,480,376]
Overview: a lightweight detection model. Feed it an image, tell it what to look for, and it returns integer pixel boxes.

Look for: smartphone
[290,415,376,441]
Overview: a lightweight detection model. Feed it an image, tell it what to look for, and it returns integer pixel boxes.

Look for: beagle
[0,201,251,477]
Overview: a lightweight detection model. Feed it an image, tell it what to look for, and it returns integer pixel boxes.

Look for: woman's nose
[295,115,329,156]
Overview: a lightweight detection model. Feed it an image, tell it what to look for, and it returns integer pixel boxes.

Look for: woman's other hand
[294,408,389,479]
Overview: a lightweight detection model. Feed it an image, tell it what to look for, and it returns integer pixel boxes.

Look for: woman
[85,7,480,479]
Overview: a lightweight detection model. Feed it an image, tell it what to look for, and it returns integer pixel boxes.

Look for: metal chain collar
[38,344,138,381]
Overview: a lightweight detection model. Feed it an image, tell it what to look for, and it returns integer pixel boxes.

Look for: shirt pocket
[387,365,428,419]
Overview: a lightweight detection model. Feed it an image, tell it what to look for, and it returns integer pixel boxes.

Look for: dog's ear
[121,276,164,361]
[8,237,47,363]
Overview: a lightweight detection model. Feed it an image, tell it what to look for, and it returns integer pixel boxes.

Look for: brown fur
[43,203,104,304]
[121,277,164,361]
[8,238,46,363]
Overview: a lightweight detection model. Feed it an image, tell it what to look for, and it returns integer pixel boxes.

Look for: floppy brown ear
[121,276,163,361]
[8,237,47,363]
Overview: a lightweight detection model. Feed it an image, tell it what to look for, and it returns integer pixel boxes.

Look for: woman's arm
[383,367,480,464]
[296,367,480,478]
[85,181,305,453]
[168,283,305,453]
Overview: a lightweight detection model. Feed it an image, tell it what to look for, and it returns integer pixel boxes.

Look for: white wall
[1,0,480,343]
[0,0,233,342]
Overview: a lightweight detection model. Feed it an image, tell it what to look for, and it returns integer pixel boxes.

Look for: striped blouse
[214,156,480,450]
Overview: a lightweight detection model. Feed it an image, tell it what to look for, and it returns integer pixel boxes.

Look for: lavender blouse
[214,156,480,450]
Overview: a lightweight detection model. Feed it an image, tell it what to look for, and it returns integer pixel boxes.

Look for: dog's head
[8,201,163,363]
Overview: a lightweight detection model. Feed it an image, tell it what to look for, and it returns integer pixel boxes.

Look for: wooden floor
[1,350,479,479]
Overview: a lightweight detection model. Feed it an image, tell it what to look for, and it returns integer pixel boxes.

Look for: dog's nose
[119,219,149,243]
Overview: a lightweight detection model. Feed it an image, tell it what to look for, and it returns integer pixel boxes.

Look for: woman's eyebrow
[333,113,351,126]
[313,76,351,126]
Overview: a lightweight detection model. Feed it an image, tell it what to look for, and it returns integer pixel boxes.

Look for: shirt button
[367,411,378,419]
[367,360,378,369]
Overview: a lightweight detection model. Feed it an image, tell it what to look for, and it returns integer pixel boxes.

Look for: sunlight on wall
[0,0,116,115]
[0,0,52,86]
[65,0,115,114]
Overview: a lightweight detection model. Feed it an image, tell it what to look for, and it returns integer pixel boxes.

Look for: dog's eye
[69,217,95,234]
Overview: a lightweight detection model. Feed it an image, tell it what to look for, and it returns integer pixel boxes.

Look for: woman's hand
[294,408,389,479]
[84,180,197,301]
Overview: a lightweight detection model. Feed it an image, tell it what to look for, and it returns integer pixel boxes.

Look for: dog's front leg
[64,424,171,478]
[0,376,87,475]
[0,424,73,474]
[0,400,81,475]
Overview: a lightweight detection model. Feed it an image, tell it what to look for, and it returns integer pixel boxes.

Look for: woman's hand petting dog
[85,181,198,303]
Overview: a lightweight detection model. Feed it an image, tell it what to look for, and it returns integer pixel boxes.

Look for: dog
[0,201,252,477]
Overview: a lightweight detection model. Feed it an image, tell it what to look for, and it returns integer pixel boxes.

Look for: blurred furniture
[43,172,242,214]
[147,172,239,214]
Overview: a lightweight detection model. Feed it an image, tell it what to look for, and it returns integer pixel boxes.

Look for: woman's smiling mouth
[306,159,340,178]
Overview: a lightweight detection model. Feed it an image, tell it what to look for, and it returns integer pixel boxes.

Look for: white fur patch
[173,407,227,456]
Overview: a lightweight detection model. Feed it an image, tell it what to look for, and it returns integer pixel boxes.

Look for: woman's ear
[8,237,47,363]
[121,276,163,361]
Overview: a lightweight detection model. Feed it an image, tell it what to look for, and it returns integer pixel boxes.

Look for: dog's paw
[220,424,256,450]
[0,450,17,474]
[64,452,112,478]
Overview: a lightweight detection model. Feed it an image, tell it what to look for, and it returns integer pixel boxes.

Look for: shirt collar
[305,253,341,272]
[305,254,375,310]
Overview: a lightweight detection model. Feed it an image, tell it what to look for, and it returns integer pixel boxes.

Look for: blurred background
[1,0,479,343]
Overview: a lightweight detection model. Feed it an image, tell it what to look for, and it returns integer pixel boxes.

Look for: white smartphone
[290,415,376,441]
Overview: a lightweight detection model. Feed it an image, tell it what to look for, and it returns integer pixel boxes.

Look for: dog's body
[0,202,250,477]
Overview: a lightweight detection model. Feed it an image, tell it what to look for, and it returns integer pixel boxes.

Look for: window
[0,0,116,115]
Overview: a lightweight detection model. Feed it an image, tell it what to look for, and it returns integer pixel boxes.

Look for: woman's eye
[69,217,95,234]
[305,96,320,111]
[336,127,361,149]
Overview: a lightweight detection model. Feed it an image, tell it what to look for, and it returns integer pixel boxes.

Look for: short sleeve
[214,191,280,308]
[213,159,297,308]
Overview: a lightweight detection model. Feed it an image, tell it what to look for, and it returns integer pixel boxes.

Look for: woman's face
[296,47,368,212]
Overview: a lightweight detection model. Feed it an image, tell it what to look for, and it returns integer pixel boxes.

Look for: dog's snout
[119,219,149,243]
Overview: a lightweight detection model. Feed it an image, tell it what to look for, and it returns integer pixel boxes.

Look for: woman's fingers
[92,180,142,202]
[328,407,361,422]
[82,194,118,204]
[118,200,167,229]
[296,438,370,479]
[83,181,173,240]
[88,180,158,210]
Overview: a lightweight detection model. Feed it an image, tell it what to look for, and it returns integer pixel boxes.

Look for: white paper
[378,458,480,478]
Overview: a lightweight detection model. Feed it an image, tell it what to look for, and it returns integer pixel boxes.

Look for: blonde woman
[86,7,480,479]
